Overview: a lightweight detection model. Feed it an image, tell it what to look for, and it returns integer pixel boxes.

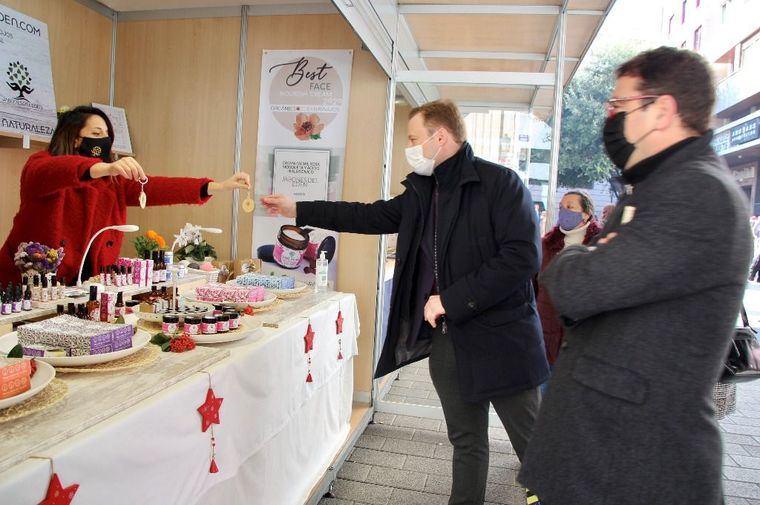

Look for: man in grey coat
[519,47,753,505]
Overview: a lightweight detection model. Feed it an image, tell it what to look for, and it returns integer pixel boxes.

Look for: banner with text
[253,50,353,288]
[0,5,57,139]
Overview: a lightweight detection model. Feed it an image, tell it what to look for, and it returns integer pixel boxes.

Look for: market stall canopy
[95,0,614,118]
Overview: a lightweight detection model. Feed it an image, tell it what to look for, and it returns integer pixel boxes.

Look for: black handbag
[721,307,760,383]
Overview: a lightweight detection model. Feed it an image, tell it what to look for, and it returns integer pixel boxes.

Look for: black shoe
[526,489,543,505]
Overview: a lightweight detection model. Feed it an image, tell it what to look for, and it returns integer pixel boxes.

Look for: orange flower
[146,230,158,241]
[156,236,166,249]
[293,113,325,141]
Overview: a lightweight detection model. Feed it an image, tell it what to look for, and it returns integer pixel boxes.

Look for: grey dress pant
[428,325,541,505]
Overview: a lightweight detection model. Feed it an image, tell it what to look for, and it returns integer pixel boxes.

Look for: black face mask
[602,111,634,170]
[77,136,113,162]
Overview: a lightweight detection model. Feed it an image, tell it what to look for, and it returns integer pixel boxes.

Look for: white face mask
[405,130,441,176]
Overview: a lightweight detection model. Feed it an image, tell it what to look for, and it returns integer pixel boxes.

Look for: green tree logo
[6,61,34,101]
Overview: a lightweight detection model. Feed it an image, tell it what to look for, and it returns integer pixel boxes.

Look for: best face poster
[253,50,353,286]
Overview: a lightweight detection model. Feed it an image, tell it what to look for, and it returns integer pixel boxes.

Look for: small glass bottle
[115,291,125,318]
[56,304,65,316]
[22,283,33,311]
[67,302,77,316]
[50,275,59,301]
[40,275,50,303]
[31,275,41,302]
[57,277,66,299]
[12,285,23,313]
[86,285,100,321]
[0,286,10,315]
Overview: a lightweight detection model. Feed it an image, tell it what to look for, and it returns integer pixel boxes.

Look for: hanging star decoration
[304,322,315,353]
[304,322,315,383]
[336,310,344,360]
[197,387,223,433]
[39,473,78,505]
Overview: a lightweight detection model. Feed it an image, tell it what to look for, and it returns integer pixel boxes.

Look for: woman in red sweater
[536,190,602,372]
[0,105,249,285]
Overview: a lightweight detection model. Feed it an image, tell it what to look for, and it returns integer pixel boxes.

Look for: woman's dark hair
[48,105,115,159]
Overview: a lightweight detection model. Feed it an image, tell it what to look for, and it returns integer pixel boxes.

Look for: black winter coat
[297,143,549,401]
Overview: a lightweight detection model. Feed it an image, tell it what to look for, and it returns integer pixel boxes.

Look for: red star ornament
[39,473,78,505]
[304,323,315,353]
[197,388,223,432]
[336,310,344,334]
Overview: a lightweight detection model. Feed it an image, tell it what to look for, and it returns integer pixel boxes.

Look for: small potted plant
[173,224,219,282]
[133,230,166,259]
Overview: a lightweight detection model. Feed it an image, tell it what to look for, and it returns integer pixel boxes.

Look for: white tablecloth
[0,293,359,505]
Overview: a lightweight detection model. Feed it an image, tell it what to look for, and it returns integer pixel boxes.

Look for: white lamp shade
[114,225,140,232]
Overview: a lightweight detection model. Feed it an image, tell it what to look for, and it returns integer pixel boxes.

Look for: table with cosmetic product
[0,273,209,330]
[0,289,358,505]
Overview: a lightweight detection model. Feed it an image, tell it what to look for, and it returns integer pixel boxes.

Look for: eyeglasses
[605,95,660,117]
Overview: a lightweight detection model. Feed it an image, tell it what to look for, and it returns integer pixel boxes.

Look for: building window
[682,0,687,23]
[694,26,702,51]
[740,31,760,70]
[668,15,674,35]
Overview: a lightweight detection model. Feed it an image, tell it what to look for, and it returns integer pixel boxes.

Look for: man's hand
[260,194,297,218]
[424,295,446,328]
[597,232,618,245]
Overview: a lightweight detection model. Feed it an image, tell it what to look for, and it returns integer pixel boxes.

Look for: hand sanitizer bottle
[316,251,329,292]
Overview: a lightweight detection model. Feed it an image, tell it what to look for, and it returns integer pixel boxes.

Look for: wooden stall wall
[0,0,112,254]
[114,17,241,259]
[242,14,388,395]
[115,13,387,395]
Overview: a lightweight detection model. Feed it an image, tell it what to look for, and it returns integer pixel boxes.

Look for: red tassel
[306,372,313,383]
[209,457,219,473]
[338,351,344,360]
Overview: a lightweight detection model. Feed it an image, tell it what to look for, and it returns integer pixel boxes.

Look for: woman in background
[536,190,601,389]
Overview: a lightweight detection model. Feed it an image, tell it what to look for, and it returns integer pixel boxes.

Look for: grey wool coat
[519,133,753,505]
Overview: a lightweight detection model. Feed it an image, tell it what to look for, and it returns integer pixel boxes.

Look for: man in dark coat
[262,99,549,504]
[518,47,753,505]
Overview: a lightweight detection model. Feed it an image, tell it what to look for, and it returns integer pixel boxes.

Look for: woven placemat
[55,345,161,374]
[249,298,283,313]
[0,379,68,424]
[275,290,309,300]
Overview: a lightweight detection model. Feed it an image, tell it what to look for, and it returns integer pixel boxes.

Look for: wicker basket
[712,382,737,420]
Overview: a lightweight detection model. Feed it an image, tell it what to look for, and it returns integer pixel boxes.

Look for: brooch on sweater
[621,206,636,224]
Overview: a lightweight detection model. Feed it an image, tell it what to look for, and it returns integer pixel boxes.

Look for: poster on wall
[272,148,330,201]
[92,103,134,155]
[253,49,353,287]
[0,5,57,139]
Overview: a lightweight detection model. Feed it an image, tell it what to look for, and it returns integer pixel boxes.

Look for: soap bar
[0,357,32,400]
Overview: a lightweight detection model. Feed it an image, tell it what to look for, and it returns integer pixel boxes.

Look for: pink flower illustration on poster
[293,113,325,141]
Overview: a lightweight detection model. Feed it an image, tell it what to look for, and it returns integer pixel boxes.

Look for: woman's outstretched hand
[208,173,251,194]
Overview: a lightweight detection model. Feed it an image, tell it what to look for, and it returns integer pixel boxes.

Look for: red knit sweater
[0,151,213,285]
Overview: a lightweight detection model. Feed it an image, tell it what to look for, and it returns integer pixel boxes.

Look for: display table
[0,291,359,505]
